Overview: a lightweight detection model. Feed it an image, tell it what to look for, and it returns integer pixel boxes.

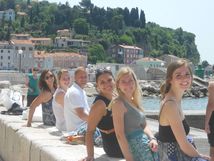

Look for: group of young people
[24,59,213,161]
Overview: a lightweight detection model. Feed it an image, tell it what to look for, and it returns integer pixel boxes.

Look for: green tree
[202,60,209,68]
[88,44,106,64]
[123,7,130,26]
[79,0,93,10]
[7,0,15,9]
[20,16,25,28]
[73,18,89,34]
[111,15,123,33]
[119,34,133,45]
[140,10,146,28]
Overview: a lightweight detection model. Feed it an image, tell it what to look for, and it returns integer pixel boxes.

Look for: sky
[46,0,214,65]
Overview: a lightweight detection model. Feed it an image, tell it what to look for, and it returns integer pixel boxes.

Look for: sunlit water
[88,96,208,111]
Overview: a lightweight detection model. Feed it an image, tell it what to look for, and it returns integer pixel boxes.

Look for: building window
[1,56,3,59]
[29,47,33,51]
[21,47,26,50]
[8,56,10,60]
[1,50,3,53]
[8,50,10,53]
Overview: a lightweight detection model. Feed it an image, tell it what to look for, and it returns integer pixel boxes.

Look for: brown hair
[39,69,57,92]
[160,59,193,99]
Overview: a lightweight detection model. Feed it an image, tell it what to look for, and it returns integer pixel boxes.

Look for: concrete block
[16,131,31,161]
[0,119,6,161]
[4,123,20,161]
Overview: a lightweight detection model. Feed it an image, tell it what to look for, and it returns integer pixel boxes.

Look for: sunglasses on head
[45,74,54,80]
[96,67,111,74]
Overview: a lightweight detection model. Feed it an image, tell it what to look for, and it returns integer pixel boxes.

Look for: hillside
[0,0,200,64]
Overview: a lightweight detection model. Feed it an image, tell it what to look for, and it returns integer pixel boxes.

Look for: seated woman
[27,69,57,127]
[158,59,210,161]
[82,69,123,161]
[111,67,158,161]
[52,69,71,131]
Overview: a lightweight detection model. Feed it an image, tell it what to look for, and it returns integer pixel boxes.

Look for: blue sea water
[88,96,208,111]
[142,97,208,111]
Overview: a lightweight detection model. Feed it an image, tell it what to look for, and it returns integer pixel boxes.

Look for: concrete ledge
[0,106,209,161]
[146,110,207,129]
[0,106,124,161]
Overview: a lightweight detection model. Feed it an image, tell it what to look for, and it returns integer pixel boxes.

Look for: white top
[64,82,89,131]
[52,87,66,131]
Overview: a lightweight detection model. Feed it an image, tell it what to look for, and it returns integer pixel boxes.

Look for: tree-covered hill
[0,0,200,64]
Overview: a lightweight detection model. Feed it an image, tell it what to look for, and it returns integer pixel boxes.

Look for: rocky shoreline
[85,80,208,98]
[0,80,208,99]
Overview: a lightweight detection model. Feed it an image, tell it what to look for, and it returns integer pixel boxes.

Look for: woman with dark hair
[158,59,210,161]
[82,68,123,161]
[27,69,57,127]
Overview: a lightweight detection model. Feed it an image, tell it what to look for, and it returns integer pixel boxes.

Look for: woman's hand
[205,122,210,134]
[199,153,211,160]
[148,139,158,152]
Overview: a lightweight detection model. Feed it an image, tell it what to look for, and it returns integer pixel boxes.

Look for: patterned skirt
[126,130,159,161]
[68,122,102,146]
[158,136,208,161]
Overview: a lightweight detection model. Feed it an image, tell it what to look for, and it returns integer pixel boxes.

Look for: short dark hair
[32,67,39,71]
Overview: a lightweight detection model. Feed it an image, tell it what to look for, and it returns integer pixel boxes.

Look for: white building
[0,41,15,70]
[10,39,35,72]
[54,37,69,48]
[0,9,15,22]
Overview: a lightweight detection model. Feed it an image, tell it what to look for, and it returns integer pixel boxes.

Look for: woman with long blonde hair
[111,67,158,161]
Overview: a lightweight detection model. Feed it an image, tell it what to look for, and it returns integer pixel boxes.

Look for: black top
[209,111,214,127]
[93,95,123,158]
[159,119,190,142]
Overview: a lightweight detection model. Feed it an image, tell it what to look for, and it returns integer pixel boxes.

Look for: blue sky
[46,0,214,65]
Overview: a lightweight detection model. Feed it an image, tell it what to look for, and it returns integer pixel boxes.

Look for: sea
[87,96,208,111]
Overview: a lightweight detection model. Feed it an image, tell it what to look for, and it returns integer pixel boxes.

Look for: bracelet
[149,137,157,141]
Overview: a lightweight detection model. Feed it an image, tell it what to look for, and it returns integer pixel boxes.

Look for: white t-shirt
[64,82,89,131]
[52,87,66,131]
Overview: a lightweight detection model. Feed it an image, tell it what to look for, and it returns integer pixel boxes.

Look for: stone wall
[0,106,124,161]
[0,72,25,85]
[147,114,205,129]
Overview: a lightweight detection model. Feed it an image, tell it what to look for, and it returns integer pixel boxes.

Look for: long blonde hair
[160,59,193,99]
[115,67,143,110]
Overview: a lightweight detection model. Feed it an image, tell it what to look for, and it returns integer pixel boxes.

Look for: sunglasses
[96,67,111,74]
[95,68,112,80]
[45,74,54,80]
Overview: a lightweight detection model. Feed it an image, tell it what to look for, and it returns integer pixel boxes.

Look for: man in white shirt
[64,67,89,131]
